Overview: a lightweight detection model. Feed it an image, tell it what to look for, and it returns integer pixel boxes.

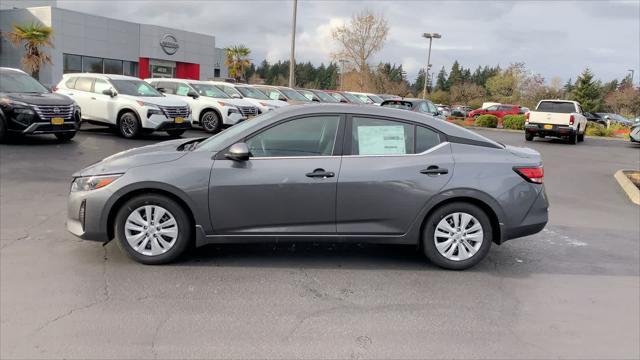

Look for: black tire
[0,117,7,143]
[422,202,492,270]
[539,135,545,139]
[200,110,221,133]
[118,111,141,139]
[568,131,578,145]
[525,132,534,141]
[54,131,76,142]
[114,194,192,265]
[577,126,584,142]
[166,129,185,138]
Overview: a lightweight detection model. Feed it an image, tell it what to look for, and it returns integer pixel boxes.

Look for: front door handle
[91,97,97,100]
[305,168,335,178]
[420,166,449,175]
[67,93,74,96]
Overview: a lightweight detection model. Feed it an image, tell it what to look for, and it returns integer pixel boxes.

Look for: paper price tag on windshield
[357,125,406,155]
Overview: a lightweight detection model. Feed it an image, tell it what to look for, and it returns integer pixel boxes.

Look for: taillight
[525,112,530,120]
[514,166,544,184]
[569,115,574,125]
[51,85,58,92]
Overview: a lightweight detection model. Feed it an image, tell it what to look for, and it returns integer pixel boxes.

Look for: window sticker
[176,86,190,96]
[357,125,406,155]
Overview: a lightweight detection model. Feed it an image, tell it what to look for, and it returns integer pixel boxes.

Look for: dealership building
[0,0,228,87]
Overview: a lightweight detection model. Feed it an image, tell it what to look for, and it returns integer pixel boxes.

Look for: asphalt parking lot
[1,126,639,359]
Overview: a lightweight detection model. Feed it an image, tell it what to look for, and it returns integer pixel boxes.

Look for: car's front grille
[159,106,189,118]
[32,104,74,121]
[237,106,258,117]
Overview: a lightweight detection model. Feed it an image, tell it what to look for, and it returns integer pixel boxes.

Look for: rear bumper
[505,186,549,241]
[525,123,576,137]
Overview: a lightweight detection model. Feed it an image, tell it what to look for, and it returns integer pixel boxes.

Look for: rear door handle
[305,168,335,178]
[420,166,448,175]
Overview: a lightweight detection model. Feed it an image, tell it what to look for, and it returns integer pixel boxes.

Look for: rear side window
[75,77,93,92]
[416,126,441,153]
[65,77,77,89]
[536,101,576,113]
[351,117,414,156]
[381,100,413,110]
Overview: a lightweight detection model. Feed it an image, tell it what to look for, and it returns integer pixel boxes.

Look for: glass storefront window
[63,54,82,73]
[82,56,103,73]
[123,61,138,77]
[104,59,123,75]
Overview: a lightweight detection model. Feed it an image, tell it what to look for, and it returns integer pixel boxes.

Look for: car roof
[64,73,140,81]
[0,67,28,74]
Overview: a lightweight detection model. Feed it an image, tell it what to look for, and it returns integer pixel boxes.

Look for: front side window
[218,85,242,98]
[111,80,162,97]
[342,92,364,104]
[351,117,414,156]
[176,83,192,96]
[279,88,309,102]
[247,116,340,158]
[236,86,270,100]
[313,91,339,103]
[93,78,111,94]
[418,102,430,113]
[189,83,229,98]
[330,92,347,102]
[486,105,499,111]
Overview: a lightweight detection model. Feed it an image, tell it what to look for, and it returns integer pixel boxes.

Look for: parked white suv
[55,74,191,138]
[146,78,256,133]
[207,81,288,114]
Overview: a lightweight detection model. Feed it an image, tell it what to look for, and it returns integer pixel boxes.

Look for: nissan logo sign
[159,34,179,55]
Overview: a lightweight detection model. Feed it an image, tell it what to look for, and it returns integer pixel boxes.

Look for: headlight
[228,106,240,114]
[0,98,31,107]
[71,174,122,192]
[14,108,35,115]
[147,108,163,118]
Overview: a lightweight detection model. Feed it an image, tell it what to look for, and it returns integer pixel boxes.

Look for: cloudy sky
[56,0,639,84]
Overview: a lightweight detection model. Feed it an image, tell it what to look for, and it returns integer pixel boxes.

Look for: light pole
[422,32,441,99]
[627,69,635,86]
[288,0,297,88]
[339,59,349,90]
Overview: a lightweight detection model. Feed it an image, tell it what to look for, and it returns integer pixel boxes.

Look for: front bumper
[630,127,640,143]
[66,186,113,242]
[144,114,193,131]
[223,112,245,126]
[525,123,576,137]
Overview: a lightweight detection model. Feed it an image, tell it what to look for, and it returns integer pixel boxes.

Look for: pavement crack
[151,314,171,359]
[0,233,30,250]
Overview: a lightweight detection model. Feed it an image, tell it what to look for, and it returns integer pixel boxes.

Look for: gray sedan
[67,104,548,270]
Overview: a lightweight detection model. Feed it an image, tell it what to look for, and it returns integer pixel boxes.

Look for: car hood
[119,94,188,107]
[73,138,193,177]
[224,98,254,107]
[3,92,73,106]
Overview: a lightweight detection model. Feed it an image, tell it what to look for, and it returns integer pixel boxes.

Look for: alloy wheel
[124,205,179,256]
[120,114,137,137]
[433,212,484,261]
[202,112,220,132]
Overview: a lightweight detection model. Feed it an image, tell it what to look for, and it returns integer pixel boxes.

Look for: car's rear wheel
[114,194,191,265]
[166,129,185,138]
[577,126,585,142]
[525,132,534,141]
[118,111,141,139]
[200,110,221,133]
[569,131,578,145]
[422,202,492,270]
[54,131,76,142]
[0,118,7,143]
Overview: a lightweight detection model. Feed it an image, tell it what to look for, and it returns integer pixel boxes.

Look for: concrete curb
[614,170,640,205]
[467,126,630,141]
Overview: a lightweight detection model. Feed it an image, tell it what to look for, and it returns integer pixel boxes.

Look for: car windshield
[197,110,280,151]
[216,84,243,98]
[111,80,162,97]
[536,101,575,113]
[611,114,630,122]
[298,90,317,101]
[236,86,270,100]
[342,92,364,103]
[368,94,384,103]
[354,94,373,104]
[280,88,309,101]
[0,71,48,93]
[189,83,229,98]
[329,92,347,102]
[313,91,339,103]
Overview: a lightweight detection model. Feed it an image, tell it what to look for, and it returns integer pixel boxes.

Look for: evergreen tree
[435,67,447,91]
[413,69,426,96]
[445,61,462,90]
[573,68,602,112]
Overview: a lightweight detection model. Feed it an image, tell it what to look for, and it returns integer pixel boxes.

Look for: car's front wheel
[200,110,221,133]
[422,202,492,270]
[114,194,191,265]
[118,111,141,139]
[525,132,534,141]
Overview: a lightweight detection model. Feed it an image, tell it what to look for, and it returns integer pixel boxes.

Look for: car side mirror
[225,142,251,161]
[339,99,348,103]
[157,87,166,93]
[312,97,320,102]
[102,88,116,97]
[278,95,288,102]
[187,90,199,99]
[231,93,242,99]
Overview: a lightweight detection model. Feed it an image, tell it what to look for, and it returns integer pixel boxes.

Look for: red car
[467,104,528,119]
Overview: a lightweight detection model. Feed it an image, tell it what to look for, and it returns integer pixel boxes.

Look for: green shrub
[585,122,614,137]
[502,115,526,130]
[475,114,498,128]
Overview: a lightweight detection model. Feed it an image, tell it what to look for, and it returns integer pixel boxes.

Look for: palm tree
[4,22,53,80]
[225,45,251,82]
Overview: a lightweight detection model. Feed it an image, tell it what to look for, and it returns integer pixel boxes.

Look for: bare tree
[332,10,389,90]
